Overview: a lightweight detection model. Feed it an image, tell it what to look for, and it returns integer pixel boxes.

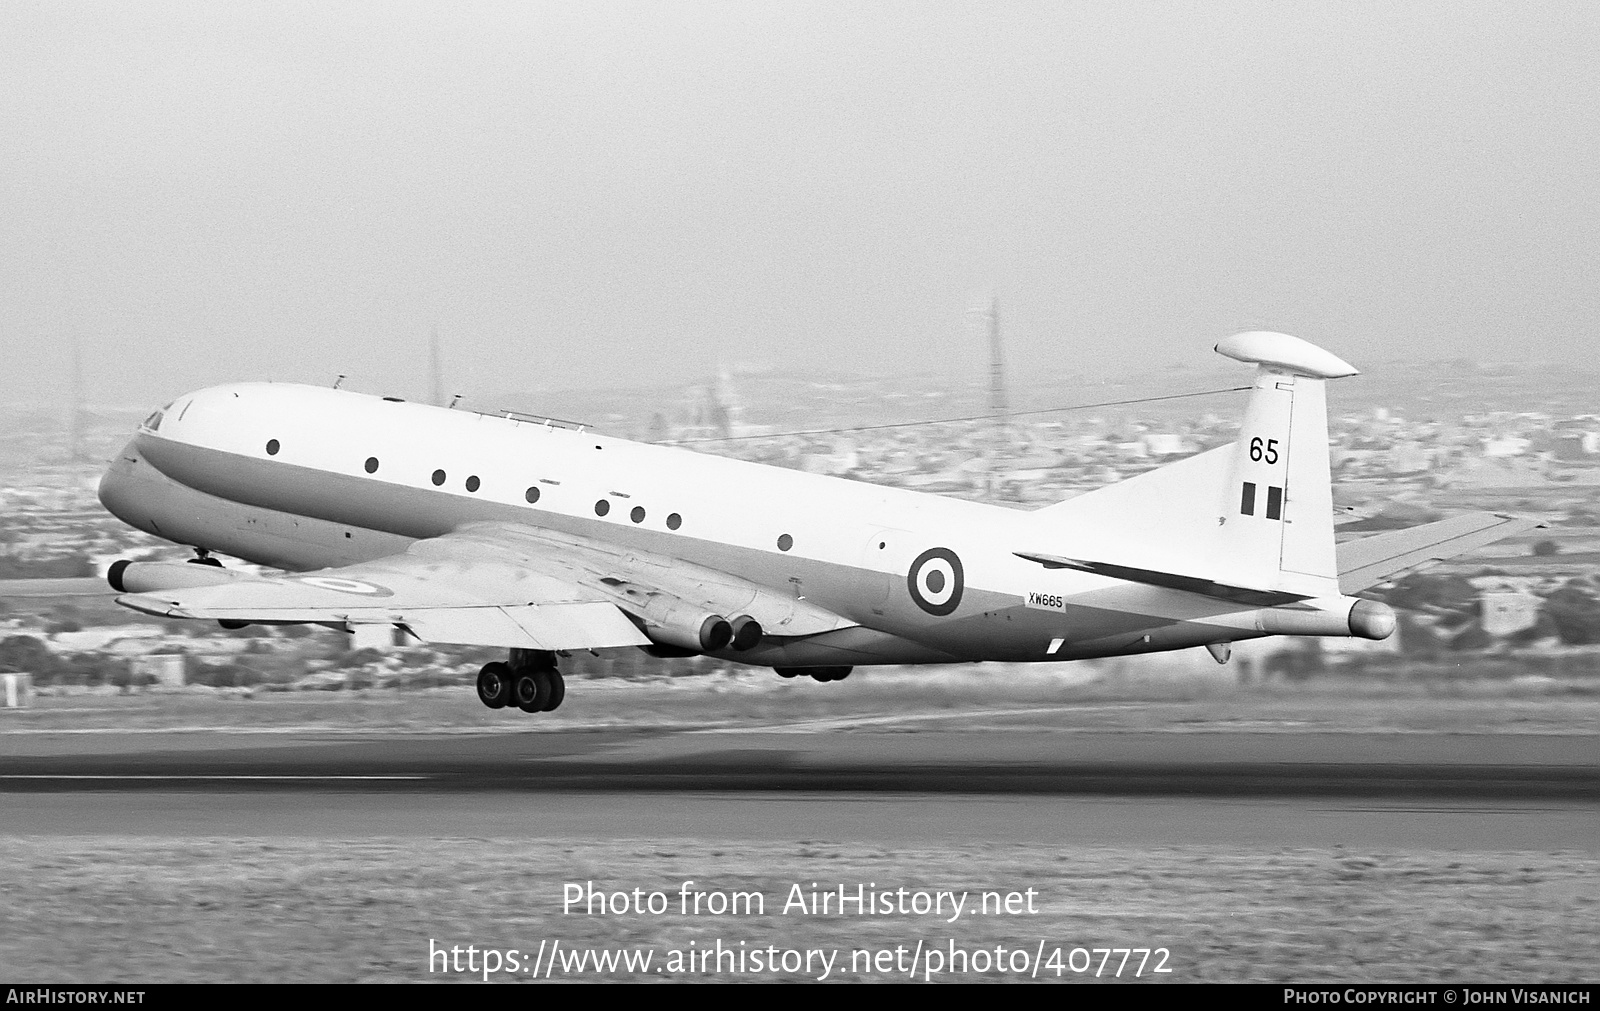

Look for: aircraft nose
[98,441,144,525]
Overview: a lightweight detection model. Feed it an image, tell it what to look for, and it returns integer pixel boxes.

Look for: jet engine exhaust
[729,615,762,650]
[699,615,734,652]
[643,613,734,653]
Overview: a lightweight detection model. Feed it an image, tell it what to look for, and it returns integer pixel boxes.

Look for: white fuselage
[99,383,1338,666]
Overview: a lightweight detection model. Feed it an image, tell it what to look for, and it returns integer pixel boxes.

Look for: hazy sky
[3,2,1597,409]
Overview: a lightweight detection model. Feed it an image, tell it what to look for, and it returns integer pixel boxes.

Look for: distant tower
[711,364,742,440]
[967,292,1009,492]
[968,292,1007,430]
[428,327,444,407]
[68,332,83,463]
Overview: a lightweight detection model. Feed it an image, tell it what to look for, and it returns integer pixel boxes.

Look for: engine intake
[108,560,244,594]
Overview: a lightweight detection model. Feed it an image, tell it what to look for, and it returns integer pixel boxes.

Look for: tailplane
[1033,332,1356,598]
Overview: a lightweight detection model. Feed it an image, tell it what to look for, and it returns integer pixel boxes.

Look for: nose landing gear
[476,649,565,714]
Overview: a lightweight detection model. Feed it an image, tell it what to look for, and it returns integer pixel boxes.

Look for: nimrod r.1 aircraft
[96,332,1535,713]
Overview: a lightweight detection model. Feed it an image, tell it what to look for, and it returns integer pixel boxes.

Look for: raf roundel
[296,576,394,597]
[906,547,963,616]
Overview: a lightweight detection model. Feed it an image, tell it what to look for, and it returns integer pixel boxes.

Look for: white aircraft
[95,332,1535,713]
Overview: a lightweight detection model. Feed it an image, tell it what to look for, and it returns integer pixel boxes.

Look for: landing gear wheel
[477,662,512,709]
[514,668,552,713]
[776,668,799,679]
[810,667,853,682]
[541,669,565,712]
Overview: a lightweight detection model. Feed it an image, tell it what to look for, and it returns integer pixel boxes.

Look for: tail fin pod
[1210,332,1354,594]
[1034,332,1356,597]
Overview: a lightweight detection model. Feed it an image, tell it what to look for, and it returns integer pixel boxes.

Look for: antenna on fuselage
[448,394,462,409]
[333,374,346,390]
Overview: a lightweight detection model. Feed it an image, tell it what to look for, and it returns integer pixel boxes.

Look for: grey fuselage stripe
[122,433,1251,663]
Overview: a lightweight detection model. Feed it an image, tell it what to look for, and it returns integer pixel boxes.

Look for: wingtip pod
[1215,332,1359,379]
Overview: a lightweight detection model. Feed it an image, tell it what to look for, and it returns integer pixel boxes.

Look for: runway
[4,722,1597,982]
[4,790,1596,851]
[2,725,1596,851]
[1,726,1595,797]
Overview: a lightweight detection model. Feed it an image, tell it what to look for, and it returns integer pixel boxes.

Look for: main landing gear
[774,666,853,683]
[477,648,565,714]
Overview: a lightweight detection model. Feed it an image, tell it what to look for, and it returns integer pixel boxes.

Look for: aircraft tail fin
[1034,332,1356,598]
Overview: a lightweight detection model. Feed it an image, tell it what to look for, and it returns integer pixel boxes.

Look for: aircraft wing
[1337,512,1545,594]
[116,534,652,650]
[114,521,853,650]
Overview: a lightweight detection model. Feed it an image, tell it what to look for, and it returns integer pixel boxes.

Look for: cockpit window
[141,403,173,432]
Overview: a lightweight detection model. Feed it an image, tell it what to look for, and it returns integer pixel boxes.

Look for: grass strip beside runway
[1,837,1595,983]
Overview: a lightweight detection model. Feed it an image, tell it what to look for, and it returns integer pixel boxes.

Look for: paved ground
[3,722,1595,849]
[2,724,1596,796]
[4,698,1596,982]
[5,790,1596,852]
